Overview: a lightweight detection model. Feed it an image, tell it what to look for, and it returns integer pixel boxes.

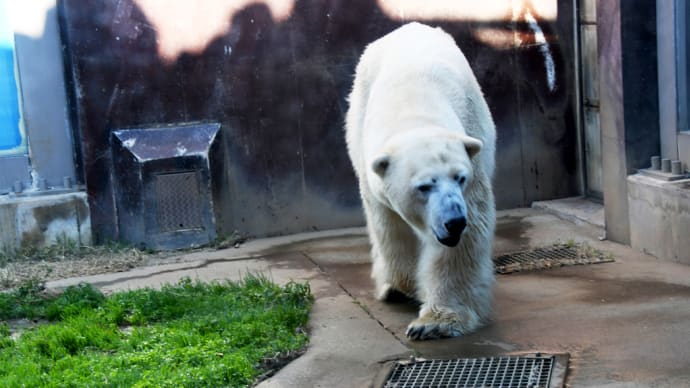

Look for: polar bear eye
[454,174,466,185]
[417,184,433,194]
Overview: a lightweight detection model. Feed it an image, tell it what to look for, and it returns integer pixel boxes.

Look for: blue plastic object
[0,0,22,152]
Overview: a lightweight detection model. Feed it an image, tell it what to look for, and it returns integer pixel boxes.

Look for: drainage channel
[378,353,568,388]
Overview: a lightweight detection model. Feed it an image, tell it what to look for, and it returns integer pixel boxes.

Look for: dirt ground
[0,243,243,291]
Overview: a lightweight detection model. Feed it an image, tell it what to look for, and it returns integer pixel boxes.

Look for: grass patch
[0,276,313,387]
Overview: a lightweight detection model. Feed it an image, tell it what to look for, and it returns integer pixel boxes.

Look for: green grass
[0,276,313,387]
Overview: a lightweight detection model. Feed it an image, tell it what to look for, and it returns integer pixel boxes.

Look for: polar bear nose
[444,216,467,236]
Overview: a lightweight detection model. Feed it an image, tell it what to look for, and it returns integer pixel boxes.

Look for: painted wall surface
[1,0,77,194]
[58,0,578,241]
[0,0,22,153]
[14,2,78,189]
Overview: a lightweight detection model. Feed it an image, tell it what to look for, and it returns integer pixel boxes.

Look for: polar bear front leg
[406,243,494,340]
[364,200,419,301]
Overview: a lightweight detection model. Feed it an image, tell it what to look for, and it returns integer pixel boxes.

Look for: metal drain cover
[381,354,568,388]
[493,245,614,274]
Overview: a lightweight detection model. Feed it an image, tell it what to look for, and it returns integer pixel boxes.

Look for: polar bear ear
[372,155,390,177]
[463,136,483,159]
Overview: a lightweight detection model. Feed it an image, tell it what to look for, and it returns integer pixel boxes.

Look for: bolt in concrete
[651,155,661,170]
[671,160,682,175]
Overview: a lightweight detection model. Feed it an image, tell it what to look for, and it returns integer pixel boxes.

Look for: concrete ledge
[0,191,91,250]
[627,174,690,264]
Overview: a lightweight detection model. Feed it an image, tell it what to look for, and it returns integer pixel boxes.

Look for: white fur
[345,22,496,340]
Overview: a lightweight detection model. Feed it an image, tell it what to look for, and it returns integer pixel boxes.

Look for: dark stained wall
[620,0,660,173]
[58,0,579,242]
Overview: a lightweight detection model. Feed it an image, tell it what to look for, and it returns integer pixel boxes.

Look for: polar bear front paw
[405,307,481,340]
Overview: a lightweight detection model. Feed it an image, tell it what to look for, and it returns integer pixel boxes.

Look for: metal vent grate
[493,245,614,274]
[384,355,557,388]
[155,171,203,232]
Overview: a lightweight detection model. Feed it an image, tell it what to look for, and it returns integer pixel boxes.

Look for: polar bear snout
[445,216,467,237]
[436,214,466,247]
[431,191,467,247]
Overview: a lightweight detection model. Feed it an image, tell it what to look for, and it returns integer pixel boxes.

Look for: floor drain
[381,354,567,388]
[493,244,614,274]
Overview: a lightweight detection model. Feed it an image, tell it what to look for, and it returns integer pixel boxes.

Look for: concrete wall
[58,0,580,242]
[606,0,690,265]
[597,0,660,244]
[623,0,690,265]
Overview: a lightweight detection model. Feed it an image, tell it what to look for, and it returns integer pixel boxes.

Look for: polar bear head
[370,132,483,247]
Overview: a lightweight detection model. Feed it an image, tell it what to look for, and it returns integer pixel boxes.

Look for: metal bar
[466,358,477,388]
[450,358,460,387]
[480,358,490,386]
[499,357,510,387]
[544,356,556,388]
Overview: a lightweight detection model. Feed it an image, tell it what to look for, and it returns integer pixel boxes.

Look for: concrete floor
[48,207,690,387]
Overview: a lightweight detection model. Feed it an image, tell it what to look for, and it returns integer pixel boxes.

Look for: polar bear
[345,22,496,340]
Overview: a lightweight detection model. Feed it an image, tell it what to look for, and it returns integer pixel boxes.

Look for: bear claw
[405,308,481,340]
[405,322,461,340]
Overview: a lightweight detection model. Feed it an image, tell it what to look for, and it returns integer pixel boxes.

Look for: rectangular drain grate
[383,354,565,388]
[493,245,614,274]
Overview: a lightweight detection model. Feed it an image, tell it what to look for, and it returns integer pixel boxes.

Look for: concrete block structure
[0,192,91,250]
[628,175,690,264]
[595,1,690,263]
